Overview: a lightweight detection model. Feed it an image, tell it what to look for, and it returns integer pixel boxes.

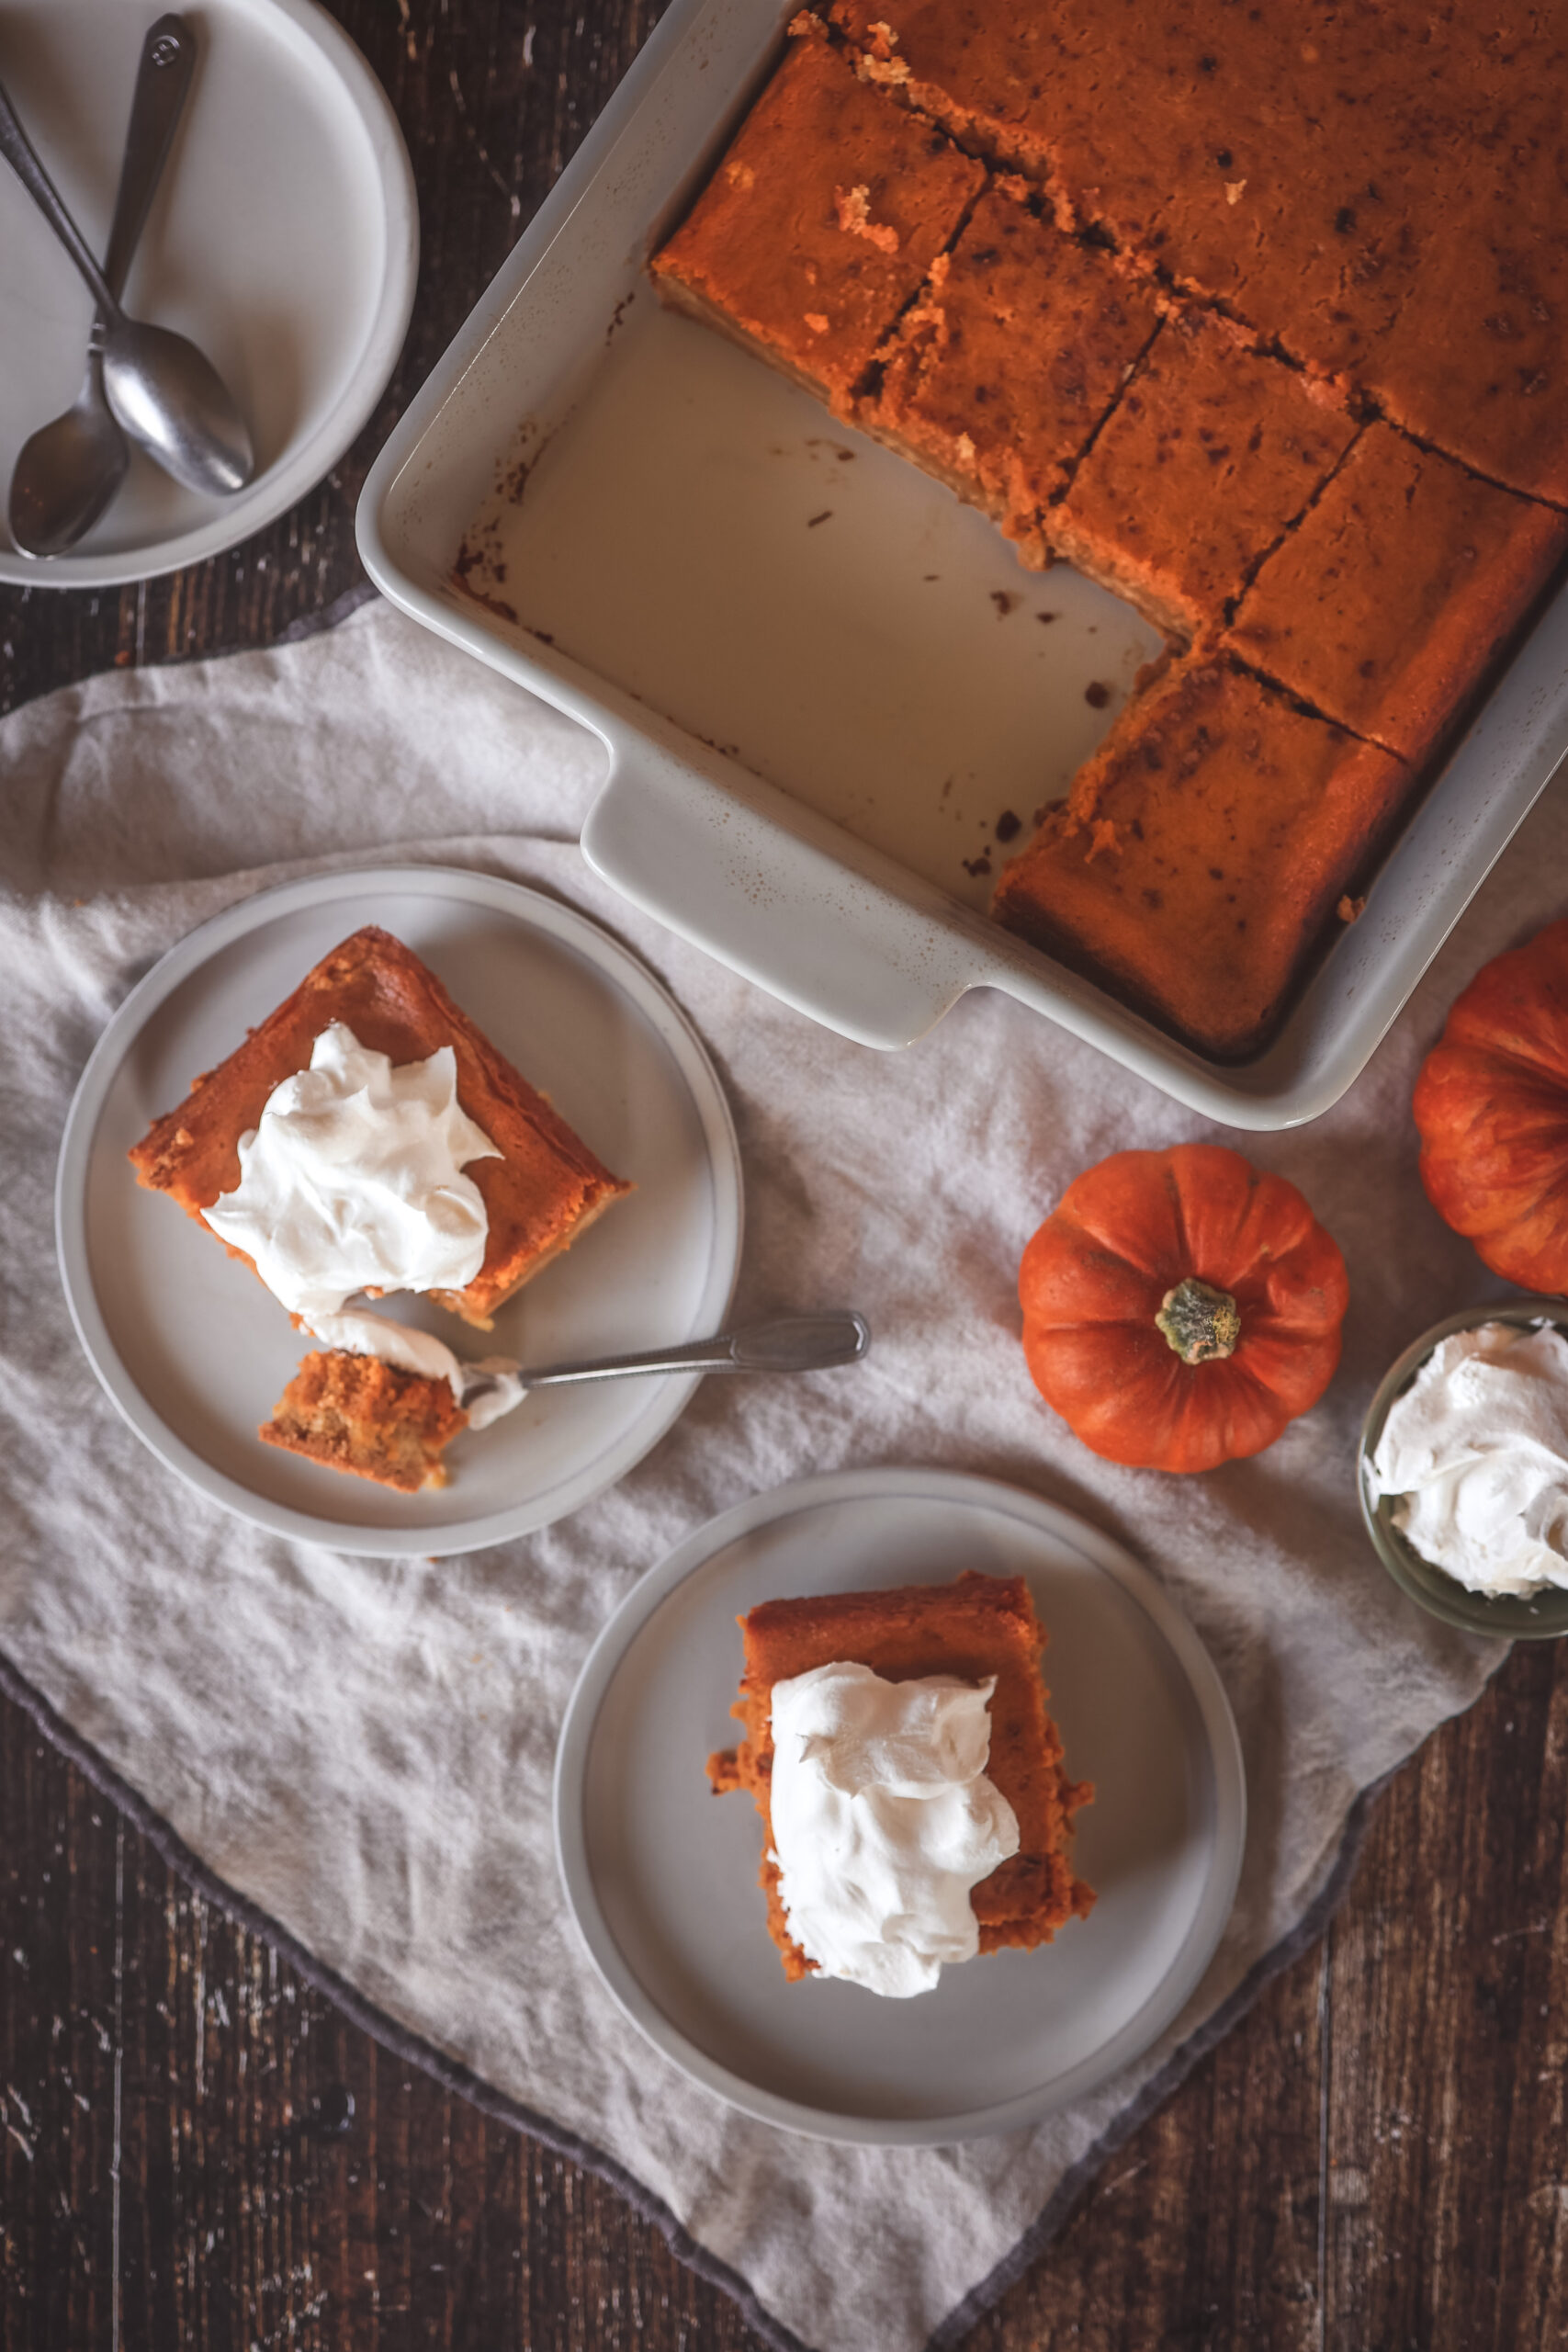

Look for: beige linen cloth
[1,593,1540,2352]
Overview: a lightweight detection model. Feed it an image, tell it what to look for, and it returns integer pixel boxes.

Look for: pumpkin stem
[1156,1276,1241,1364]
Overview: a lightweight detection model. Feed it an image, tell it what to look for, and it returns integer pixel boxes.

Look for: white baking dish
[356,0,1568,1129]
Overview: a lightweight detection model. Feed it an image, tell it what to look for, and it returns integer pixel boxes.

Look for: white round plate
[56,865,743,1555]
[555,1467,1246,2143]
[0,0,417,586]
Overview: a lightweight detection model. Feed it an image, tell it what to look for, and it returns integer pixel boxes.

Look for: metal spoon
[9,17,197,556]
[0,55,254,498]
[455,1309,872,1417]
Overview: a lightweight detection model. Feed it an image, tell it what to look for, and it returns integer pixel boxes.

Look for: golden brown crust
[655,12,1568,1054]
[260,1351,468,1493]
[707,1570,1094,1979]
[831,0,1568,502]
[128,925,631,1327]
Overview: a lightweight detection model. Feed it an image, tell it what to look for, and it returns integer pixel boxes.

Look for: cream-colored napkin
[0,594,1536,2352]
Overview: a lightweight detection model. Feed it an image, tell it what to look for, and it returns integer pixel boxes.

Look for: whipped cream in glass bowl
[1359,1298,1568,1638]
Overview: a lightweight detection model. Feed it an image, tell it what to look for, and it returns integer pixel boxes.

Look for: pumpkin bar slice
[650,25,984,417]
[991,658,1409,1059]
[1047,311,1359,641]
[863,176,1161,565]
[129,925,630,1329]
[1226,422,1568,765]
[707,1570,1093,1981]
[261,1351,468,1494]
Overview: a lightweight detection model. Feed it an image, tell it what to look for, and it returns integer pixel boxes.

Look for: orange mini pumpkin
[1019,1143,1349,1472]
[1413,917,1568,1294]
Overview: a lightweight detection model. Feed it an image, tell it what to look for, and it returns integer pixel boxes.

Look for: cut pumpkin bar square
[650,24,984,416]
[1047,311,1359,641]
[991,657,1409,1058]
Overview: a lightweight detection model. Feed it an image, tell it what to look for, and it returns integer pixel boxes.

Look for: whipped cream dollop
[203,1023,502,1322]
[768,1661,1020,1998]
[1368,1320,1568,1596]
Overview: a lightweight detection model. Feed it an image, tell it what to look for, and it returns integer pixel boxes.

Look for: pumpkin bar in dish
[863,175,1162,567]
[990,658,1409,1060]
[130,924,629,1330]
[650,22,983,417]
[1225,424,1568,767]
[1047,310,1360,641]
[708,1570,1093,1992]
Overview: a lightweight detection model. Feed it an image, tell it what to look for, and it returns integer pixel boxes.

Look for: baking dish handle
[581,741,991,1051]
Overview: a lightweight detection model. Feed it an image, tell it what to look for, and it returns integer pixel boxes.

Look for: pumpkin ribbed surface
[1019,1143,1349,1473]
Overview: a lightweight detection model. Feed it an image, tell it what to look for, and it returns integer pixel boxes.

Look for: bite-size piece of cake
[261,1351,469,1494]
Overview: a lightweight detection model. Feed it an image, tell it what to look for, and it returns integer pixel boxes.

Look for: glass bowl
[1358,1296,1568,1639]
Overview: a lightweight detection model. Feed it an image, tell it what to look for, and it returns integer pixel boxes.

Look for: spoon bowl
[101,316,254,494]
[8,355,127,555]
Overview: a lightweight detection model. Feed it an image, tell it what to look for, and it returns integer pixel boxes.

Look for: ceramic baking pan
[356,0,1568,1129]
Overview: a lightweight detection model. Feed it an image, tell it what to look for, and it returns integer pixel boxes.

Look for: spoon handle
[0,75,123,320]
[515,1311,872,1389]
[100,17,196,313]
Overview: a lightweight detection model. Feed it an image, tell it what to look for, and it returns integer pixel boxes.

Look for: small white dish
[554,1466,1246,2143]
[54,865,743,1555]
[0,0,417,586]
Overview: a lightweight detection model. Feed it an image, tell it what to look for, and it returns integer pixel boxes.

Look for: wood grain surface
[4,4,1568,2347]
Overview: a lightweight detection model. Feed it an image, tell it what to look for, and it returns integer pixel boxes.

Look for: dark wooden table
[6,6,1568,2346]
